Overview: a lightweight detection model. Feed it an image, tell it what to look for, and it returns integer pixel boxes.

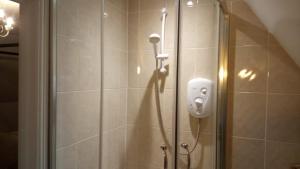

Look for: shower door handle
[160,145,168,169]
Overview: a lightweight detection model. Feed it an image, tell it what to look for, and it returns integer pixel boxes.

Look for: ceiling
[245,0,300,66]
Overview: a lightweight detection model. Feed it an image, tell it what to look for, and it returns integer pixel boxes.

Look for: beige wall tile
[103,48,128,89]
[267,94,300,143]
[127,88,173,129]
[128,51,141,88]
[163,89,176,129]
[178,133,214,169]
[56,0,101,167]
[127,88,158,127]
[126,125,143,167]
[57,37,101,92]
[57,0,101,41]
[138,11,162,51]
[75,0,101,43]
[121,52,129,88]
[266,141,300,169]
[78,43,101,91]
[128,0,139,13]
[179,49,196,89]
[140,0,164,11]
[181,3,218,49]
[140,0,175,12]
[231,138,265,169]
[77,136,99,169]
[56,91,100,148]
[135,49,175,89]
[194,48,218,80]
[127,88,142,125]
[179,48,218,82]
[138,50,157,88]
[57,37,81,92]
[104,3,128,51]
[102,127,126,169]
[105,0,128,12]
[126,125,172,168]
[128,12,139,52]
[140,127,172,167]
[233,46,267,92]
[103,89,126,131]
[227,0,300,169]
[103,48,123,89]
[57,0,80,38]
[268,45,300,94]
[56,145,77,169]
[233,93,266,139]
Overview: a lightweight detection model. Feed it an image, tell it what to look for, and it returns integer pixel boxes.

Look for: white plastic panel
[187,78,213,118]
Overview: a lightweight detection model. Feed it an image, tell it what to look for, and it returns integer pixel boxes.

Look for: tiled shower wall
[126,0,176,168]
[102,0,128,168]
[225,1,300,169]
[103,0,220,169]
[102,0,176,168]
[56,0,101,168]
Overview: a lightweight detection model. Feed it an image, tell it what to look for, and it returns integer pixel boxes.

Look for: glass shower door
[101,0,178,169]
[176,1,222,169]
[51,0,102,168]
[50,0,229,169]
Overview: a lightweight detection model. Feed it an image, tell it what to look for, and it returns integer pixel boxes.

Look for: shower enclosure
[50,0,229,169]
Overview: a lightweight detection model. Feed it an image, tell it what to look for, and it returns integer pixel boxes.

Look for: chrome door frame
[216,4,230,169]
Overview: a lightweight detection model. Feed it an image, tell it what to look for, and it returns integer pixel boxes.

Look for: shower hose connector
[160,144,168,169]
[181,143,191,169]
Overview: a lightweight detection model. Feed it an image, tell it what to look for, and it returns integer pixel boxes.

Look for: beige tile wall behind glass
[225,1,300,169]
[127,0,176,168]
[102,0,128,169]
[177,1,219,169]
[55,0,102,168]
[102,0,222,169]
[102,0,177,168]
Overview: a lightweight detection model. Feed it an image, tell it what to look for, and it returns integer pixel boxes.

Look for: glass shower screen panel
[101,0,177,169]
[52,0,102,168]
[177,1,220,169]
[51,0,225,169]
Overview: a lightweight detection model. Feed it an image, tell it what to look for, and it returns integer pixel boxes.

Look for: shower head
[149,33,160,44]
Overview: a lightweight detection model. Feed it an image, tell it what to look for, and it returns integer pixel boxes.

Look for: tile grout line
[232,136,265,141]
[57,89,101,93]
[56,134,99,151]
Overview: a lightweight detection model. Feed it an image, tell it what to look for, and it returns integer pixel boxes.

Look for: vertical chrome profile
[99,0,104,169]
[49,0,57,168]
[173,0,181,169]
[216,2,230,169]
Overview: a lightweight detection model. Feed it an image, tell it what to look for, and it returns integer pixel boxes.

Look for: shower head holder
[157,53,169,60]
